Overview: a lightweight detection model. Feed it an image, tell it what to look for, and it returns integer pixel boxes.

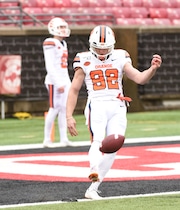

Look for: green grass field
[0,110,180,146]
[1,194,180,210]
[0,110,180,209]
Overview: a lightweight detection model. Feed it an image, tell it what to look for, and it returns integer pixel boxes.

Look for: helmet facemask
[90,44,114,61]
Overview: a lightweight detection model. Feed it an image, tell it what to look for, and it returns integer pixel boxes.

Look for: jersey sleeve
[43,40,56,73]
[43,39,65,87]
[120,50,132,73]
[73,53,84,71]
[124,50,132,64]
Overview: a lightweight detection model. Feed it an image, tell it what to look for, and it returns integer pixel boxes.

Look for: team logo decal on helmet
[48,17,71,37]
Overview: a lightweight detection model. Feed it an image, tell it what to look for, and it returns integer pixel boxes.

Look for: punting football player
[66,25,162,199]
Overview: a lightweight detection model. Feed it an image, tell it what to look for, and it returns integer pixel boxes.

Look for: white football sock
[88,141,103,173]
[98,152,117,180]
[58,111,69,142]
[44,108,58,142]
[88,181,101,191]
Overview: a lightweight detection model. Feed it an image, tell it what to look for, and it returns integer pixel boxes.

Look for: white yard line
[0,136,180,151]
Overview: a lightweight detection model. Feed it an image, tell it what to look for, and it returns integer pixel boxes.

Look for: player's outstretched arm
[66,67,85,136]
[124,54,162,85]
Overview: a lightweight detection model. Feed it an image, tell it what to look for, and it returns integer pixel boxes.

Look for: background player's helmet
[48,17,70,37]
[89,25,116,60]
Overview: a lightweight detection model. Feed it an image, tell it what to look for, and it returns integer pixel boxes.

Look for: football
[99,134,125,153]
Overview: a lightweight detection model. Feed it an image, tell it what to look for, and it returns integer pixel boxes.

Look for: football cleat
[85,189,102,200]
[59,140,74,147]
[43,141,54,148]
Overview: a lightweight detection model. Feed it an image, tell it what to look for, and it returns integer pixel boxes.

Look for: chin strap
[98,54,111,61]
[90,50,111,61]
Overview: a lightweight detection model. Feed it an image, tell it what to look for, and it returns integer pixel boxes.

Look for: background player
[66,25,162,199]
[43,17,72,147]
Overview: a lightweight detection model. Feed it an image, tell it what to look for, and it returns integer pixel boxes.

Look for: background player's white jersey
[43,37,71,87]
[73,49,132,102]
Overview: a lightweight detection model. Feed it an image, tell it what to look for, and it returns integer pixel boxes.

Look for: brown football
[99,134,125,153]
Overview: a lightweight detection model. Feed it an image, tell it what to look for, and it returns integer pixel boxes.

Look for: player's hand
[58,86,65,93]
[151,54,162,69]
[67,117,78,136]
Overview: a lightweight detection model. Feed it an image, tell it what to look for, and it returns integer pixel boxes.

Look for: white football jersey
[73,49,132,101]
[43,37,71,87]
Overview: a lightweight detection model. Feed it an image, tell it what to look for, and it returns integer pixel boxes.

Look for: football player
[66,25,162,199]
[43,17,73,147]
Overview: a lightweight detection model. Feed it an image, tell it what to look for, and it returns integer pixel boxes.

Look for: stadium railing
[0,0,116,27]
